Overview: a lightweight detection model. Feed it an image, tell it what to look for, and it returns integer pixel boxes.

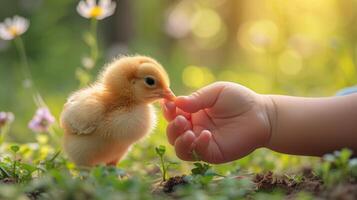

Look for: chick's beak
[161,88,176,101]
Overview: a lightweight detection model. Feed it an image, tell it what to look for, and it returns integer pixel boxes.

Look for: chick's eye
[144,77,156,87]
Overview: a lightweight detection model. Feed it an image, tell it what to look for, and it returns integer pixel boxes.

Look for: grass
[0,137,356,200]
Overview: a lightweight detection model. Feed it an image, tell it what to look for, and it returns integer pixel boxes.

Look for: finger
[166,115,192,145]
[161,100,177,121]
[174,130,196,161]
[175,82,226,113]
[194,130,212,151]
[176,108,191,120]
[193,130,225,164]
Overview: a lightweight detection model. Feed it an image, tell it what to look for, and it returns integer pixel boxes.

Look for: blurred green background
[1,0,357,174]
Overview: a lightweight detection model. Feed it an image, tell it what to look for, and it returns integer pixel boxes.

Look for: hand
[162,82,272,164]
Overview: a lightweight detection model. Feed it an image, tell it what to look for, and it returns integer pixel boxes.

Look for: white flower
[0,16,29,40]
[77,0,116,20]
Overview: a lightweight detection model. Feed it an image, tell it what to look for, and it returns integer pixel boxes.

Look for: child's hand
[162,82,272,164]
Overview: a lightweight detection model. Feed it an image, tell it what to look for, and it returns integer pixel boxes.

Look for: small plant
[191,162,211,176]
[284,174,304,184]
[317,148,356,187]
[10,144,20,181]
[0,144,38,183]
[187,160,224,187]
[155,145,179,182]
[155,145,168,181]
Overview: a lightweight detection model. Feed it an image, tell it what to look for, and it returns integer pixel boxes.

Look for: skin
[162,81,357,164]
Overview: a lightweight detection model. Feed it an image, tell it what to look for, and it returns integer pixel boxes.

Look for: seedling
[10,144,20,181]
[190,150,217,176]
[155,145,169,181]
[191,162,211,176]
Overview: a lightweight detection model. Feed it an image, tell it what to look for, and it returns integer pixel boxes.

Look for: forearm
[264,94,357,156]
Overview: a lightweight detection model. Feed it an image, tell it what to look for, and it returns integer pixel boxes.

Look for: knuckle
[175,151,192,161]
[191,91,202,99]
[175,151,185,160]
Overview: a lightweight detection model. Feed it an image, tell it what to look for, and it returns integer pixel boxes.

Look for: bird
[60,55,175,167]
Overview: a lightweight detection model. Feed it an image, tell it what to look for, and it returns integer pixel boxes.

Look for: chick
[60,56,175,167]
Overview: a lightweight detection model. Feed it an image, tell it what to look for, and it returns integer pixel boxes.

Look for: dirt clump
[253,170,322,195]
[1,177,17,184]
[163,175,188,193]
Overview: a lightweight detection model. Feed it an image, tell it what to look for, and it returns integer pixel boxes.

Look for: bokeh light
[237,20,280,53]
[182,65,215,89]
[191,8,222,39]
[278,50,303,75]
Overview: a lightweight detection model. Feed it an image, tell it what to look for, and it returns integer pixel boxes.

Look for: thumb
[175,82,226,113]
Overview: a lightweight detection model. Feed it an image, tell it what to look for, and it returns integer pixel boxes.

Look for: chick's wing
[60,90,104,135]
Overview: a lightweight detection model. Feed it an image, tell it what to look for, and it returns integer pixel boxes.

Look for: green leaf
[337,148,352,165]
[19,163,37,173]
[0,166,10,178]
[10,145,19,153]
[155,145,166,156]
[49,150,61,162]
[198,175,214,185]
[191,162,212,175]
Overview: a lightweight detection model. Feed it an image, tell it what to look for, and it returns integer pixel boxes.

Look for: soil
[26,190,42,200]
[254,169,357,199]
[1,177,17,184]
[253,169,322,195]
[2,168,357,199]
[163,175,188,193]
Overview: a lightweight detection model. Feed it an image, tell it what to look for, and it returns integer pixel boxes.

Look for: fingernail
[201,130,212,136]
[174,115,186,127]
[166,101,175,110]
[183,131,195,142]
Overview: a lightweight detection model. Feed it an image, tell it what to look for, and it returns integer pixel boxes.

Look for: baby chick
[60,56,175,167]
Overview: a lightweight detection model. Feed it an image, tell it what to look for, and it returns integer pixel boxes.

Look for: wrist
[260,95,277,148]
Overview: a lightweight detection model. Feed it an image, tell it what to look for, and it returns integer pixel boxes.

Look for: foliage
[191,162,212,176]
[316,148,357,187]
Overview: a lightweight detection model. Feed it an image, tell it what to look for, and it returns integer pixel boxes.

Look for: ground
[0,142,356,200]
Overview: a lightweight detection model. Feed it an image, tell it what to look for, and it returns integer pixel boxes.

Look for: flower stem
[90,18,99,66]
[12,152,17,181]
[0,125,10,145]
[14,37,46,108]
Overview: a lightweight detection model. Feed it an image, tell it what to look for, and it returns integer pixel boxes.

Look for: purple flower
[28,107,55,133]
[0,112,14,130]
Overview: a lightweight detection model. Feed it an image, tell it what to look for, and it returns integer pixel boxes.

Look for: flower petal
[28,107,55,133]
[4,17,13,27]
[0,24,13,40]
[0,16,29,39]
[13,16,29,35]
[99,0,110,8]
[77,1,92,18]
[98,1,116,19]
[86,0,96,7]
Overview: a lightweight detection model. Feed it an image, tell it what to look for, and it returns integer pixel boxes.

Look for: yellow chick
[60,55,175,167]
